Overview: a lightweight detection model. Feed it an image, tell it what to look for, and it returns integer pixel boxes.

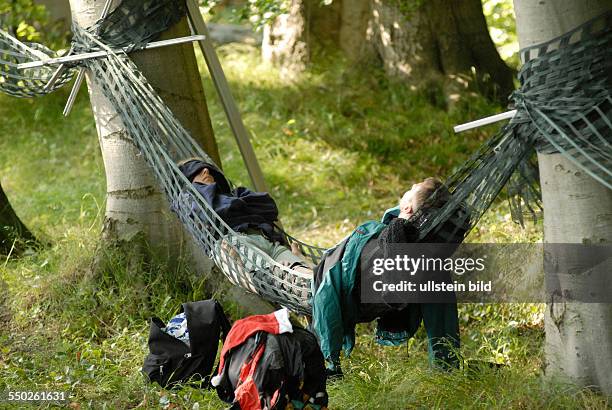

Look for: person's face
[398,182,423,219]
[193,168,216,185]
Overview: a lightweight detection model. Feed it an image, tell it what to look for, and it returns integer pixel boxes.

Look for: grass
[0,42,609,409]
[205,44,507,246]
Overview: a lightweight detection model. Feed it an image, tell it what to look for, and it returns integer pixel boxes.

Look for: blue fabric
[381,206,400,224]
[375,329,411,346]
[179,159,232,193]
[193,182,280,238]
[162,312,190,346]
[177,160,283,242]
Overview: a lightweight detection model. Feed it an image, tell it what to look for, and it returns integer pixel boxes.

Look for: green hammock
[1,0,610,315]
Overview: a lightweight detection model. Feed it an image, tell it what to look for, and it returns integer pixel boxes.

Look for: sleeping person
[175,158,313,288]
[310,178,468,376]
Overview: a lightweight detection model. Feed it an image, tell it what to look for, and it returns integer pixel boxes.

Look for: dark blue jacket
[177,160,284,243]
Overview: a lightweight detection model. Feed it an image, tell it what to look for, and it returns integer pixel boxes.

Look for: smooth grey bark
[68,0,273,314]
[68,0,220,262]
[514,0,612,395]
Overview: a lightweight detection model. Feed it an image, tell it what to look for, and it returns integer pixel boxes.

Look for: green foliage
[0,0,47,39]
[483,0,519,68]
[201,0,289,30]
[0,0,68,48]
[239,0,288,28]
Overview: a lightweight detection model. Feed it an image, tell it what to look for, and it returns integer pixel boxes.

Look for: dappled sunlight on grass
[0,87,104,241]
[200,43,521,246]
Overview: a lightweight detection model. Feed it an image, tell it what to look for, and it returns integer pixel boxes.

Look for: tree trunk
[262,0,308,80]
[262,0,343,80]
[0,182,35,255]
[68,0,220,264]
[263,0,514,102]
[339,0,371,61]
[367,0,514,103]
[68,1,274,314]
[514,0,612,395]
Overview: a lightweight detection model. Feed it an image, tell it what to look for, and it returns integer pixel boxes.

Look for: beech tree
[262,0,514,102]
[68,0,220,267]
[514,0,612,395]
[68,0,273,313]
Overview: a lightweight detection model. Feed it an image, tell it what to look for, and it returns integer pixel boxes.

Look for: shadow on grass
[200,44,509,242]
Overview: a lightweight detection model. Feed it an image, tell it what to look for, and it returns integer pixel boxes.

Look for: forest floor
[0,43,609,409]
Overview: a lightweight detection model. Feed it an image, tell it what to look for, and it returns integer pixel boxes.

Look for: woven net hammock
[1,0,610,315]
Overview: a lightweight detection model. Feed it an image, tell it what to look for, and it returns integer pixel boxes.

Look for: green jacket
[311,207,399,363]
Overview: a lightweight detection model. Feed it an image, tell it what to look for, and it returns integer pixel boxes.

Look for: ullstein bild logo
[359,243,612,304]
[370,279,492,293]
[370,254,490,293]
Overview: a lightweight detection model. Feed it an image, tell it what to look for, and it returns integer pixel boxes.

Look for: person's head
[177,158,231,193]
[398,177,449,219]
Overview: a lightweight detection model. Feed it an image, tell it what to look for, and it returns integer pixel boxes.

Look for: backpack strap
[180,299,232,385]
[217,301,232,342]
[234,334,267,410]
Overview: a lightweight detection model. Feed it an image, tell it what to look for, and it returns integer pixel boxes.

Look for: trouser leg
[271,244,313,275]
[229,234,312,302]
[421,303,460,369]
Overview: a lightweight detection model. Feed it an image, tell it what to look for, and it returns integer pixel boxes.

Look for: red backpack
[212,309,328,410]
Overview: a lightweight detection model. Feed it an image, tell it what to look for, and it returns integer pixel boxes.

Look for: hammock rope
[1,1,610,315]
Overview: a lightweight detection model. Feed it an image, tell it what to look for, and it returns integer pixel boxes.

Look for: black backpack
[215,327,328,409]
[142,299,231,388]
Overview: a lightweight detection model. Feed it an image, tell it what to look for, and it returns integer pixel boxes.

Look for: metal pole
[45,0,115,93]
[185,0,270,194]
[453,109,517,133]
[62,0,116,116]
[63,71,85,116]
[17,35,207,69]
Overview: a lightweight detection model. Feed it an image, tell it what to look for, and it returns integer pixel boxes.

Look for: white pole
[17,35,207,69]
[453,109,517,133]
[62,0,116,116]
